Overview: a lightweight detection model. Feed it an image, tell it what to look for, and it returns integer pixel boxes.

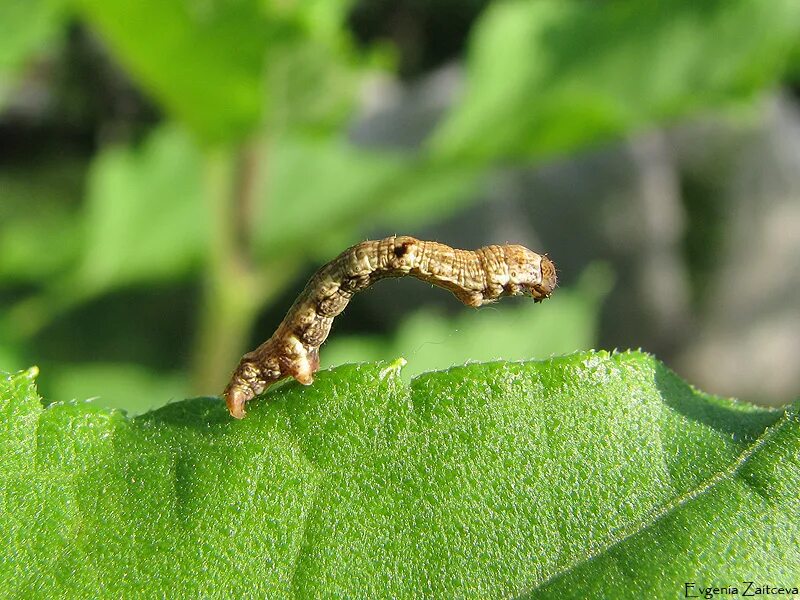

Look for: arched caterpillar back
[224,235,557,418]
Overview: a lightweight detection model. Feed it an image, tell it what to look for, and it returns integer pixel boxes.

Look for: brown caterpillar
[223,236,557,418]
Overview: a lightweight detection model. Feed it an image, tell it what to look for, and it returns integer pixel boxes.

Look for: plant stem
[190,140,296,396]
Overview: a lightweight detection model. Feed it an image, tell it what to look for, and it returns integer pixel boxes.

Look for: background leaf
[73,0,270,140]
[0,159,83,283]
[1,351,794,597]
[254,135,479,263]
[0,0,64,108]
[432,0,800,161]
[73,0,367,141]
[76,124,205,293]
[44,362,187,416]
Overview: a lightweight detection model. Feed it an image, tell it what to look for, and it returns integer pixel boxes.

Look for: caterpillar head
[535,255,558,301]
[505,246,557,302]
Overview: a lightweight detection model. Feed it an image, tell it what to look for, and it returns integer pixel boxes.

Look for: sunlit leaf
[73,0,271,140]
[254,135,479,262]
[433,0,800,161]
[0,0,64,107]
[1,351,795,597]
[76,124,206,293]
[74,0,368,141]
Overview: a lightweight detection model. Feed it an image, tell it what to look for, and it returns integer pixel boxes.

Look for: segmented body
[224,235,557,418]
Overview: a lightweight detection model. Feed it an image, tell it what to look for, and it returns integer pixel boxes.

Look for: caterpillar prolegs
[223,236,557,418]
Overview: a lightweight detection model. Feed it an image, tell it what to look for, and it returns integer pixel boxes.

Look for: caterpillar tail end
[223,346,320,418]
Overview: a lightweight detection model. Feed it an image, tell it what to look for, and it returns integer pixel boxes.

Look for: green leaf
[0,158,84,283]
[0,0,64,108]
[263,36,363,134]
[433,0,800,161]
[73,0,270,141]
[254,135,479,262]
[73,0,368,141]
[2,351,796,597]
[76,124,206,293]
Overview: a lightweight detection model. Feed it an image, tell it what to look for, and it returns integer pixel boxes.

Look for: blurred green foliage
[433,0,800,160]
[75,0,362,140]
[47,362,187,414]
[1,0,799,413]
[80,125,206,290]
[0,0,63,105]
[0,159,83,283]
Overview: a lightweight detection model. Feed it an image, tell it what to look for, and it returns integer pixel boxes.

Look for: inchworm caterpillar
[223,235,557,418]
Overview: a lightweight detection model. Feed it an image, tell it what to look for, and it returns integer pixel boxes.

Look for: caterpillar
[223,235,557,418]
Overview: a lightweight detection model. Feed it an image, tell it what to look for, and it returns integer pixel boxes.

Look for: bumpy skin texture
[224,236,557,418]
